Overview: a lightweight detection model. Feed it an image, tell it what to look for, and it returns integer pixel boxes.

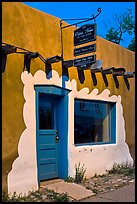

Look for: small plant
[2,189,70,202]
[46,189,70,202]
[2,191,10,202]
[65,175,74,183]
[92,173,98,178]
[74,162,86,183]
[107,162,135,176]
[86,186,99,194]
[2,191,34,202]
[28,189,43,200]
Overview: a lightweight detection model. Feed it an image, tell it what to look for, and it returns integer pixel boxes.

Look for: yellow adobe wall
[2,2,135,192]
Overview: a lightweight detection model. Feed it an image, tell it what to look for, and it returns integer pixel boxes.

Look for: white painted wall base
[66,79,133,178]
[8,70,133,195]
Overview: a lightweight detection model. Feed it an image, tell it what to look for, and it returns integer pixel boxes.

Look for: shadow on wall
[2,43,134,90]
[45,63,52,79]
[45,63,133,90]
[2,42,134,90]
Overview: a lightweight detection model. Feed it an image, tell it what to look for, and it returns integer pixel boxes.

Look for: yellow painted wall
[2,2,135,192]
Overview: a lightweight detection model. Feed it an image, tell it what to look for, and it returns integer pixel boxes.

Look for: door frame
[34,84,70,185]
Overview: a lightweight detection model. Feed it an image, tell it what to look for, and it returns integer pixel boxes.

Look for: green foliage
[107,163,135,176]
[2,191,35,202]
[2,191,12,202]
[120,8,134,35]
[2,189,70,202]
[74,162,86,183]
[92,173,106,178]
[92,173,98,178]
[46,189,70,202]
[128,37,135,51]
[65,175,74,183]
[86,186,99,194]
[105,27,121,44]
[104,8,135,50]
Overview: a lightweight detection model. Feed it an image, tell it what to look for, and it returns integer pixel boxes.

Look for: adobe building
[2,2,135,195]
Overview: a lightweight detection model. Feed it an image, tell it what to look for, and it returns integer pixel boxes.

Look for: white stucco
[66,79,133,178]
[8,70,133,195]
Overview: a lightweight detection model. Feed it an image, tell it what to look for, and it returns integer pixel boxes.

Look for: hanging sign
[74,24,96,46]
[74,54,96,69]
[74,44,96,56]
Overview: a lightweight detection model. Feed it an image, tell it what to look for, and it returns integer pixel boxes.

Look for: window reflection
[39,93,54,129]
[74,99,115,145]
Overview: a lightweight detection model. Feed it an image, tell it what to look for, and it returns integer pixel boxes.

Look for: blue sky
[23,2,135,48]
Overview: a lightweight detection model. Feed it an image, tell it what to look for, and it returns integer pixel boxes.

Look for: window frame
[74,98,116,146]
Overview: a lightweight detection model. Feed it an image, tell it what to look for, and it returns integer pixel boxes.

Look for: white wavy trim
[8,70,133,195]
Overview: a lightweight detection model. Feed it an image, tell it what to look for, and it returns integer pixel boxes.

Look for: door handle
[56,136,59,142]
[56,130,59,142]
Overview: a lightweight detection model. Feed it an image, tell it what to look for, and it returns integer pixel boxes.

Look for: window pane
[74,99,115,145]
[39,93,54,129]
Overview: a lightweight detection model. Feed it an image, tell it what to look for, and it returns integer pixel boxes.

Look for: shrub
[107,162,135,176]
[74,162,86,183]
[46,189,70,202]
[65,176,74,183]
[2,189,70,202]
[2,191,34,202]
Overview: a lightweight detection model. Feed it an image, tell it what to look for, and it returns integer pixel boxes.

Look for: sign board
[74,54,96,69]
[74,24,96,46]
[74,44,96,56]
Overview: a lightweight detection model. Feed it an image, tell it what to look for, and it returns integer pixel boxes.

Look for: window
[74,99,116,145]
[39,93,54,129]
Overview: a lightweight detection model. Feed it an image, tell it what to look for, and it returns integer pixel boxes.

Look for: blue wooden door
[37,93,59,182]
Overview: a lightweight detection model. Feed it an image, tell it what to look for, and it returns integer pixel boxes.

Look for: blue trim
[111,103,116,143]
[56,95,69,179]
[34,84,70,96]
[35,85,70,185]
[35,92,40,186]
[74,99,116,146]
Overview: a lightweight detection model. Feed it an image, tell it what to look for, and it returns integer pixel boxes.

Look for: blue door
[37,93,59,182]
[35,85,70,185]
